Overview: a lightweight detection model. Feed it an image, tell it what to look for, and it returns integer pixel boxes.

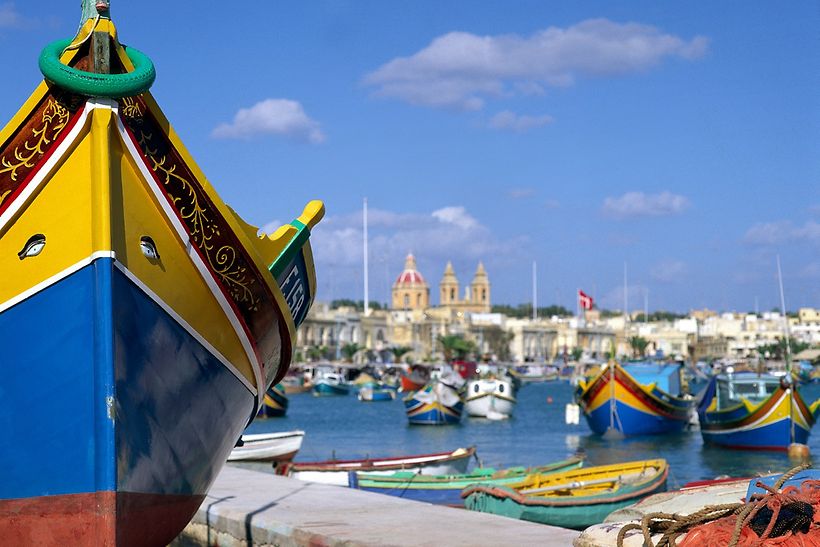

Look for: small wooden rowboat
[349,455,584,506]
[358,385,396,401]
[462,459,668,530]
[228,431,305,463]
[278,447,476,486]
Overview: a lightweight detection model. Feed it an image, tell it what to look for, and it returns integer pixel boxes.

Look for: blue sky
[2,1,818,313]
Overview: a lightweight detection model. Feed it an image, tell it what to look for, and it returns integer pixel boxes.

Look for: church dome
[395,253,427,286]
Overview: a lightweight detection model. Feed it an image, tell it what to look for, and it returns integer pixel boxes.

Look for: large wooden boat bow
[0,3,322,545]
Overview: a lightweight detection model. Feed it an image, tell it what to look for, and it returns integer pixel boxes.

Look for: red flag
[578,290,593,310]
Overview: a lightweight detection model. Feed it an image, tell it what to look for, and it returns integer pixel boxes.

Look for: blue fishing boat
[575,361,693,436]
[313,371,350,396]
[404,376,465,425]
[0,4,321,544]
[698,372,820,450]
[358,385,397,401]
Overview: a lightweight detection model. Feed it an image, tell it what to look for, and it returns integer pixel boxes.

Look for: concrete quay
[171,465,580,547]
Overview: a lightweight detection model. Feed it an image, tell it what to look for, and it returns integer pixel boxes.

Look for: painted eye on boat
[18,234,45,259]
[140,236,160,260]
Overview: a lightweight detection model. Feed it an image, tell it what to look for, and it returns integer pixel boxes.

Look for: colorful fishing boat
[258,383,289,417]
[358,385,397,401]
[0,4,321,544]
[278,447,476,486]
[400,363,430,392]
[404,376,465,425]
[462,459,668,530]
[228,430,305,463]
[349,456,584,506]
[697,372,820,450]
[575,361,693,436]
[464,378,516,418]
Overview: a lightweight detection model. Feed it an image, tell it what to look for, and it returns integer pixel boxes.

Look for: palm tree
[437,334,476,362]
[341,343,362,363]
[629,336,650,358]
[391,345,413,364]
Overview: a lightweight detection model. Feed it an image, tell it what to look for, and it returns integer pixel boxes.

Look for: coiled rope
[616,464,817,547]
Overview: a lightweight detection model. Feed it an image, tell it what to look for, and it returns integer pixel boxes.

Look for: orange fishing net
[679,480,820,547]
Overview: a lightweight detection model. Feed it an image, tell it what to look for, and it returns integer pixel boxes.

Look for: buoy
[788,442,811,461]
[547,396,553,404]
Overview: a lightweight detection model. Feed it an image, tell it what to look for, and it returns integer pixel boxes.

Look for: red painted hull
[0,491,204,547]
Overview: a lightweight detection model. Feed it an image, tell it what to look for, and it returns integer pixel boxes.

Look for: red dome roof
[396,270,425,285]
[394,253,427,286]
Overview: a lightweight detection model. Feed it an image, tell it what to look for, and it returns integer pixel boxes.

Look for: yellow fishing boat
[0,2,322,544]
[462,459,668,529]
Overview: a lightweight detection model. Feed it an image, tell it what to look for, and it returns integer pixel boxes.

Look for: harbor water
[238,381,820,488]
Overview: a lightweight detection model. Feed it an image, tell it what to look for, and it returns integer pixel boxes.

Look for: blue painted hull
[0,258,254,540]
[584,399,687,436]
[312,382,349,396]
[701,419,810,449]
[356,484,463,505]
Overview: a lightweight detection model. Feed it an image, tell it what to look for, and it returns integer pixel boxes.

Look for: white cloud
[650,260,688,283]
[212,99,325,143]
[364,18,708,109]
[744,220,820,246]
[0,3,24,28]
[489,111,554,132]
[602,191,690,219]
[259,219,282,235]
[287,205,521,302]
[431,206,480,230]
[507,187,536,199]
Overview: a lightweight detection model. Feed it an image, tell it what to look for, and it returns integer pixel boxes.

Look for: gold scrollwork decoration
[146,152,260,311]
[0,99,69,181]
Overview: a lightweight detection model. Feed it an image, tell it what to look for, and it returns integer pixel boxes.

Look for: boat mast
[776,255,795,444]
[363,197,369,316]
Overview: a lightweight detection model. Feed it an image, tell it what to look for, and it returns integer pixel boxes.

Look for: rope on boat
[615,464,818,547]
[38,37,155,98]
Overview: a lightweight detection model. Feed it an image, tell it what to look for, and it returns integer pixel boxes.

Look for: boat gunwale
[461,463,668,508]
[284,447,476,472]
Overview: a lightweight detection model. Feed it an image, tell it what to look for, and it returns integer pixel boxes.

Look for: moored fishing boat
[312,371,350,396]
[228,430,305,463]
[461,459,668,530]
[358,385,397,401]
[697,372,820,450]
[575,361,693,436]
[0,4,321,544]
[349,455,583,506]
[400,363,430,392]
[258,383,289,417]
[405,374,465,425]
[278,447,476,486]
[464,377,516,418]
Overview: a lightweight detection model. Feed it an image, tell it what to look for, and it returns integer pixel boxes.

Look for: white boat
[228,431,305,463]
[464,378,516,418]
[280,447,476,486]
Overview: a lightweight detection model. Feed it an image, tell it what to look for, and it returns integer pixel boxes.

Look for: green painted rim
[38,38,155,98]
